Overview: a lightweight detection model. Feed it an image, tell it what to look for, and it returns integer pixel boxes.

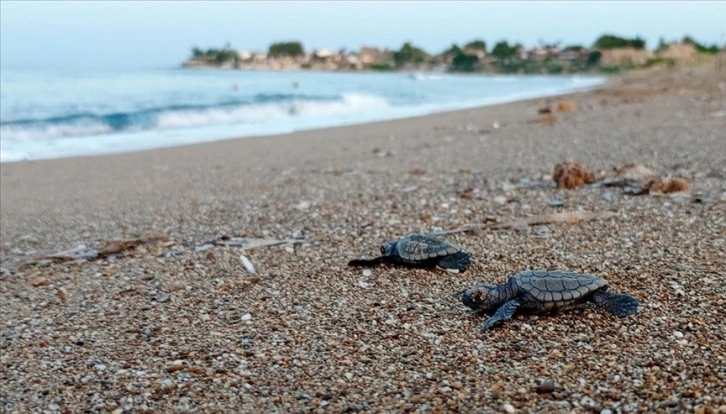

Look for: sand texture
[1,66,725,413]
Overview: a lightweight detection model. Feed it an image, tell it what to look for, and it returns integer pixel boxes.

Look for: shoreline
[0,73,611,165]
[1,65,724,413]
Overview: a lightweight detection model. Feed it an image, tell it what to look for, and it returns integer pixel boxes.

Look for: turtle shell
[512,270,607,310]
[396,233,460,262]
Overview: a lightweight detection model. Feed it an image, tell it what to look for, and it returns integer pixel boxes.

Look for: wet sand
[1,66,725,413]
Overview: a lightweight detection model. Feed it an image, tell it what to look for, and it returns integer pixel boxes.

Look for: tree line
[188,34,722,74]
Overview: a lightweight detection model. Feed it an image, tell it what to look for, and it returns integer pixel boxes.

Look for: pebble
[494,196,507,205]
[154,292,170,302]
[602,191,614,202]
[358,281,369,288]
[31,277,48,287]
[165,362,185,373]
[240,255,256,274]
[549,199,565,207]
[535,380,555,393]
[502,403,515,413]
[362,269,372,277]
[295,201,311,210]
[241,313,252,321]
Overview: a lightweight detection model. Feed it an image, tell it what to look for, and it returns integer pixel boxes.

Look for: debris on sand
[489,210,617,230]
[529,113,558,125]
[553,161,596,189]
[538,107,552,114]
[599,164,691,196]
[195,235,309,251]
[614,163,658,181]
[556,99,577,112]
[240,255,257,274]
[98,231,173,258]
[646,176,690,194]
[435,210,616,235]
[34,244,99,263]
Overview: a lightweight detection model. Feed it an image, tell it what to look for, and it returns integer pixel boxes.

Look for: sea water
[0,68,605,163]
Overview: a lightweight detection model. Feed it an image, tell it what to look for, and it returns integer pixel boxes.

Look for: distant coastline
[182,34,725,75]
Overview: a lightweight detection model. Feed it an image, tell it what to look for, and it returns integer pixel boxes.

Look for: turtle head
[460,284,501,312]
[380,240,398,257]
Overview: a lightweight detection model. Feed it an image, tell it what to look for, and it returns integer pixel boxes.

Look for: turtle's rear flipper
[590,291,639,317]
[437,251,470,272]
[348,257,384,267]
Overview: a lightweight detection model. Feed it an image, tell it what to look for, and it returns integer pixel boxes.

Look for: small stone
[549,199,565,207]
[358,281,369,288]
[32,277,48,287]
[673,331,684,338]
[241,313,252,321]
[502,403,515,413]
[362,269,372,277]
[535,380,555,394]
[56,288,67,302]
[600,409,613,414]
[295,201,311,210]
[602,191,614,202]
[494,196,507,205]
[154,292,170,302]
[580,396,598,409]
[166,361,185,372]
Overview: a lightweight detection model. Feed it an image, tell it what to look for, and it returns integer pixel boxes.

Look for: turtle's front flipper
[437,251,471,272]
[590,291,639,317]
[347,257,384,267]
[480,299,521,330]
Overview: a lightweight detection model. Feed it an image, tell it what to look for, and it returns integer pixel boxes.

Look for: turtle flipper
[589,290,639,317]
[347,257,385,267]
[480,299,521,330]
[436,251,471,272]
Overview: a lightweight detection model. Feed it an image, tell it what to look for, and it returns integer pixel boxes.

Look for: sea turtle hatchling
[461,270,639,330]
[348,232,471,272]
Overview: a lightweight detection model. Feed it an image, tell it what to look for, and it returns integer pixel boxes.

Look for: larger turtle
[461,270,639,330]
[348,232,470,272]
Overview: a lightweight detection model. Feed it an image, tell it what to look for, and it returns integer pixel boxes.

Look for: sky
[1,1,724,70]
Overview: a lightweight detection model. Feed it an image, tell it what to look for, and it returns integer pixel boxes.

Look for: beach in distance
[1,64,725,412]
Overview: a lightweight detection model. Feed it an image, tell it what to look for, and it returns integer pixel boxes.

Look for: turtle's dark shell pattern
[512,270,607,311]
[392,233,461,263]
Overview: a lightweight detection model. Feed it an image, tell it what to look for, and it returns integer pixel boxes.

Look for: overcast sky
[1,1,724,70]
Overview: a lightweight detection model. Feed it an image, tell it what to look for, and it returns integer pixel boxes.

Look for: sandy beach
[1,66,725,413]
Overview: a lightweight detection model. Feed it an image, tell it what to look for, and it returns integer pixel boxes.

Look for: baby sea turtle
[461,270,639,330]
[348,232,470,272]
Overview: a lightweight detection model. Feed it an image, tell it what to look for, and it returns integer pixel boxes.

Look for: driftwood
[434,210,617,236]
[194,236,309,252]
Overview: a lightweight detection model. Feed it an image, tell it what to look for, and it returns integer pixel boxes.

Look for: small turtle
[461,270,639,330]
[348,232,470,272]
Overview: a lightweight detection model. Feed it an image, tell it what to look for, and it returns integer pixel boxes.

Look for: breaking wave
[0,93,390,142]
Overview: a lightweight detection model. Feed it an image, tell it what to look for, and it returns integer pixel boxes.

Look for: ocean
[0,68,605,163]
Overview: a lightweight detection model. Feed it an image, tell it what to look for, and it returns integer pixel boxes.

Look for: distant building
[656,43,698,60]
[598,47,653,67]
[462,47,486,60]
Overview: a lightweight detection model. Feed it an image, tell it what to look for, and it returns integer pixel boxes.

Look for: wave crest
[0,93,390,141]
